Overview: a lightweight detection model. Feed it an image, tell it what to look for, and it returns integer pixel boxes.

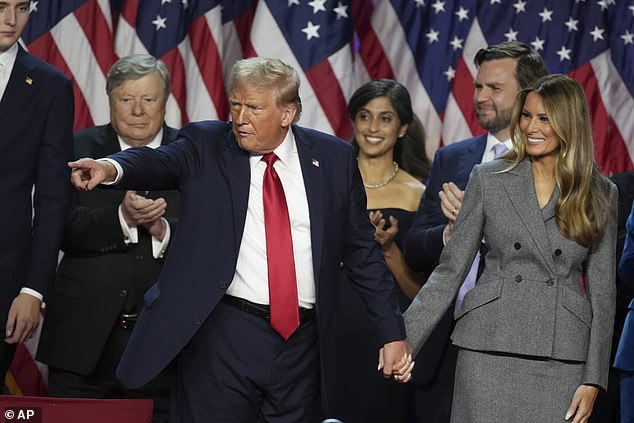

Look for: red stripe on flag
[305,61,352,139]
[233,4,256,54]
[27,33,94,131]
[160,49,188,125]
[353,1,395,80]
[120,0,140,27]
[571,64,634,175]
[188,16,228,120]
[73,0,118,77]
[450,57,482,138]
[9,344,46,396]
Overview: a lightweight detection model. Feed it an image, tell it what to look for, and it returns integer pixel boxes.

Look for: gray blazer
[404,157,617,389]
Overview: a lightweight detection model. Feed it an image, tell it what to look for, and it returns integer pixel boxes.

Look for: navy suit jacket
[114,121,405,410]
[615,200,634,371]
[401,134,486,384]
[0,46,73,327]
[404,134,487,274]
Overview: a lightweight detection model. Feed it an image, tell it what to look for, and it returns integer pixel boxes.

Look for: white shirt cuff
[20,288,45,309]
[118,205,138,244]
[98,158,123,185]
[151,218,171,259]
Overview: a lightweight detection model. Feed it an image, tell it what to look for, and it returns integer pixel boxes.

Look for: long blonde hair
[507,74,612,248]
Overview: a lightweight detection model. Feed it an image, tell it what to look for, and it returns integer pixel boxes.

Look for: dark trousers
[48,324,169,423]
[622,370,634,423]
[171,300,320,423]
[0,342,17,393]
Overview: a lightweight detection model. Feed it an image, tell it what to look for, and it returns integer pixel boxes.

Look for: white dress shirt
[226,129,316,308]
[0,43,18,102]
[482,132,512,163]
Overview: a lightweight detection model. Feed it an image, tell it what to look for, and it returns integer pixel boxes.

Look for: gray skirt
[450,348,584,422]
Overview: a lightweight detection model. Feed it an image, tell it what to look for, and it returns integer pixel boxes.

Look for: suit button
[514,242,521,250]
[546,278,555,286]
[136,255,144,259]
[515,275,522,283]
[120,290,128,297]
[218,280,229,289]
[193,319,202,325]
[554,249,562,256]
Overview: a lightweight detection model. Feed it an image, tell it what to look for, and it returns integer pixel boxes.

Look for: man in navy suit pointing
[69,57,413,421]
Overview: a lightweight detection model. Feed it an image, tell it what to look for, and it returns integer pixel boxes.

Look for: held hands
[68,158,117,191]
[4,293,42,344]
[438,182,464,243]
[565,384,599,423]
[369,211,398,252]
[378,340,414,383]
[121,191,168,240]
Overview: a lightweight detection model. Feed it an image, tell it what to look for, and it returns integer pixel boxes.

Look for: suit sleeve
[24,77,74,297]
[342,148,406,344]
[60,190,128,255]
[404,165,486,355]
[583,185,618,388]
[618,201,634,289]
[404,148,451,274]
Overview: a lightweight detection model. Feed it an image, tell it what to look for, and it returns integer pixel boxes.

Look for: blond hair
[507,74,612,248]
[229,57,302,124]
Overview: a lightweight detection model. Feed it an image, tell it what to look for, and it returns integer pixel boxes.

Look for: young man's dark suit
[403,133,487,421]
[0,45,73,378]
[109,121,405,418]
[37,124,179,415]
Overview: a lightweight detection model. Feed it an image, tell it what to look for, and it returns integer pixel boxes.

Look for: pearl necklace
[364,161,399,189]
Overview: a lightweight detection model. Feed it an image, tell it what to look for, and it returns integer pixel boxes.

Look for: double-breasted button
[554,249,562,256]
[120,290,128,297]
[514,242,521,250]
[545,278,555,286]
[515,275,522,283]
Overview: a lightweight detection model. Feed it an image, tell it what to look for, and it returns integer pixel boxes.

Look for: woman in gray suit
[402,74,617,422]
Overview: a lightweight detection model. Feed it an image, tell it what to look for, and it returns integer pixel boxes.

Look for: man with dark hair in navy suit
[67,56,413,421]
[403,41,547,422]
[0,0,74,382]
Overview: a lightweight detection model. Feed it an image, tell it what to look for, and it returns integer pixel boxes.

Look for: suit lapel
[221,130,251,254]
[293,126,324,285]
[459,134,488,186]
[504,158,556,272]
[0,47,37,137]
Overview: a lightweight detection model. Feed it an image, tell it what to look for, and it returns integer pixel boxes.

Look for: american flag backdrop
[6,0,634,395]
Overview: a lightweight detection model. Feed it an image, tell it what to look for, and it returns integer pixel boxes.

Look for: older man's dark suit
[0,46,73,378]
[111,120,404,416]
[403,134,487,422]
[37,124,179,380]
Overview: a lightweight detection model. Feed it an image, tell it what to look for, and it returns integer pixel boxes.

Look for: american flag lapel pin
[312,159,320,167]
[25,76,33,85]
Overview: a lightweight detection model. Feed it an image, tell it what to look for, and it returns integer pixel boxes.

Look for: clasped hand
[378,340,414,383]
[369,210,398,252]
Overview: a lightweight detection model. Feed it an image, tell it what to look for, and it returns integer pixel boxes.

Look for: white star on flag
[302,21,320,40]
[426,29,440,43]
[565,17,579,32]
[308,0,327,14]
[455,7,469,22]
[152,15,167,31]
[590,26,605,41]
[557,45,572,61]
[334,2,348,19]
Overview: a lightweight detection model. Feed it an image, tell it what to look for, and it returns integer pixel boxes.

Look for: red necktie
[261,153,299,340]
